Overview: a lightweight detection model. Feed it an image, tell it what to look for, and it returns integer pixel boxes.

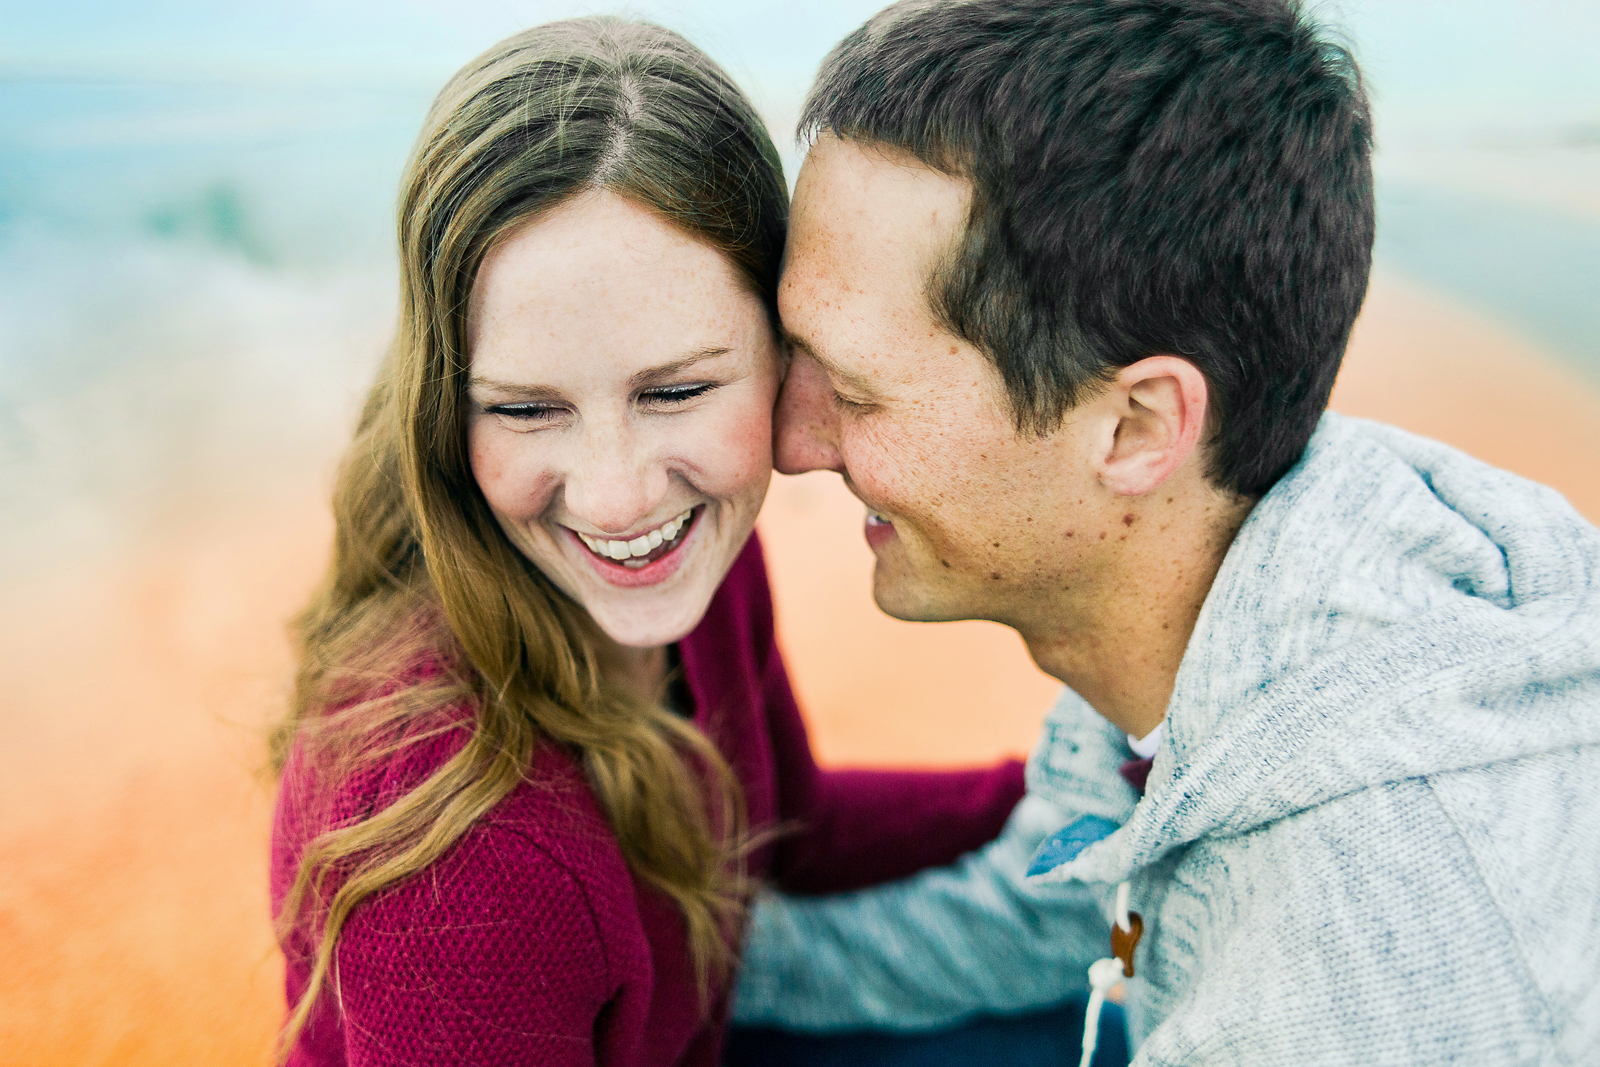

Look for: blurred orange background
[4,271,1599,1065]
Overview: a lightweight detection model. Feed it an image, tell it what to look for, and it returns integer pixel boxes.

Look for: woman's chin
[584,594,711,652]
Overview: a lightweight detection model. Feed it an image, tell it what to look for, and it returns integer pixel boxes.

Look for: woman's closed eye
[483,383,717,429]
[639,382,718,406]
[486,402,569,427]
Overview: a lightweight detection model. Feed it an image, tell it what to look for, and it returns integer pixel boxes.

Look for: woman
[269,18,1025,1067]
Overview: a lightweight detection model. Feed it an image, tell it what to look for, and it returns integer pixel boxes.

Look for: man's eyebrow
[784,331,877,395]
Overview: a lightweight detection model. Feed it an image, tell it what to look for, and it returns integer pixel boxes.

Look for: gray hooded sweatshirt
[732,414,1600,1065]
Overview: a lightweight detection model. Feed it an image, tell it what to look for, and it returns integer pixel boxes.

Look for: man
[730,0,1600,1063]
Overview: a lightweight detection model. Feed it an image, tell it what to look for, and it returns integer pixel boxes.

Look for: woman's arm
[761,641,1027,895]
[324,823,626,1067]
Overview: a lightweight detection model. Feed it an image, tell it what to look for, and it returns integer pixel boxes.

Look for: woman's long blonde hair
[268,18,787,1059]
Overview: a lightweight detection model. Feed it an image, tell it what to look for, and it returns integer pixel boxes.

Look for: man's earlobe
[1098,356,1209,497]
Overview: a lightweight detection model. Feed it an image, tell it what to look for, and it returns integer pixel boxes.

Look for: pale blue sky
[3,0,1597,127]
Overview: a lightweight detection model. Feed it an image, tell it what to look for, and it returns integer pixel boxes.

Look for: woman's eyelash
[487,403,566,421]
[485,383,716,422]
[642,383,717,403]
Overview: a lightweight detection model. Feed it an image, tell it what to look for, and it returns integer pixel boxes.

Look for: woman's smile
[563,504,702,587]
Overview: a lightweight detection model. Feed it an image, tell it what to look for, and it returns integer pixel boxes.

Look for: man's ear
[1096,356,1210,496]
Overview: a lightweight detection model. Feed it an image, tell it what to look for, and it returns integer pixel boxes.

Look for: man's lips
[864,509,896,549]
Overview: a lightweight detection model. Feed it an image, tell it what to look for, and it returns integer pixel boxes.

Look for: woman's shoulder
[275,670,473,829]
[365,745,635,933]
[482,745,634,889]
[273,680,633,913]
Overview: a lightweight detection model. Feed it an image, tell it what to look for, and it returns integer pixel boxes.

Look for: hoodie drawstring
[1080,880,1141,1067]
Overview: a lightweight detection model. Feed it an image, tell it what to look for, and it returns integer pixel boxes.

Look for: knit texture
[271,534,1026,1067]
[732,414,1600,1065]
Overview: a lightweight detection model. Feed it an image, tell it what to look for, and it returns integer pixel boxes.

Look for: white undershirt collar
[1127,721,1165,759]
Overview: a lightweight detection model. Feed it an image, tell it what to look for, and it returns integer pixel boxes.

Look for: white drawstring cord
[1079,956,1124,1067]
[1079,880,1134,1067]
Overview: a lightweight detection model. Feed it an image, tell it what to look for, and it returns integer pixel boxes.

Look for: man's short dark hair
[802,0,1374,496]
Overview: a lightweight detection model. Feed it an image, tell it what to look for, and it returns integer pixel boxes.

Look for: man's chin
[871,569,972,624]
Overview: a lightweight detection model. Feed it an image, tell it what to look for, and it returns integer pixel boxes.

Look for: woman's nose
[562,423,669,535]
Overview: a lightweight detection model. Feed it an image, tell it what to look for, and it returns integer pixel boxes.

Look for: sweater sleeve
[733,687,1140,1031]
[733,793,1109,1031]
[328,821,621,1067]
[760,633,1027,895]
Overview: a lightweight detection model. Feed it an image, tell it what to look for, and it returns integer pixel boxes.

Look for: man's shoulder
[1180,748,1600,932]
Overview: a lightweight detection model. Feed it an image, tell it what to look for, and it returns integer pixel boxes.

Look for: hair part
[271,17,786,1060]
[802,0,1374,496]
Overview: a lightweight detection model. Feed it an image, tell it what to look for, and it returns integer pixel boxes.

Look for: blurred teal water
[0,0,1595,570]
[1375,183,1600,380]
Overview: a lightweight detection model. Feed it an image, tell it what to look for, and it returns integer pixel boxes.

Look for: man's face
[775,135,1115,630]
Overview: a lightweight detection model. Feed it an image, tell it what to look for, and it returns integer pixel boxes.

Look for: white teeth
[575,508,694,562]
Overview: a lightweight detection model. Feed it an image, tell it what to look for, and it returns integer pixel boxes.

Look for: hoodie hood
[1034,412,1600,886]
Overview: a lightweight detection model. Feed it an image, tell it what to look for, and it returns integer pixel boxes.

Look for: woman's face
[466,191,781,649]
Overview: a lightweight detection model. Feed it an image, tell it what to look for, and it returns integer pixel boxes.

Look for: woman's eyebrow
[630,347,731,389]
[468,347,731,398]
[467,377,565,403]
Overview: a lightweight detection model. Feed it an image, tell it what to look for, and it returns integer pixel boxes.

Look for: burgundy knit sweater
[271,534,1026,1066]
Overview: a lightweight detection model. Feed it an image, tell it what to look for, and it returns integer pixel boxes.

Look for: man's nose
[773,353,845,476]
[563,423,668,535]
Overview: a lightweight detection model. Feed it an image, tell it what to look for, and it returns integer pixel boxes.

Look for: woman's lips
[567,506,701,586]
